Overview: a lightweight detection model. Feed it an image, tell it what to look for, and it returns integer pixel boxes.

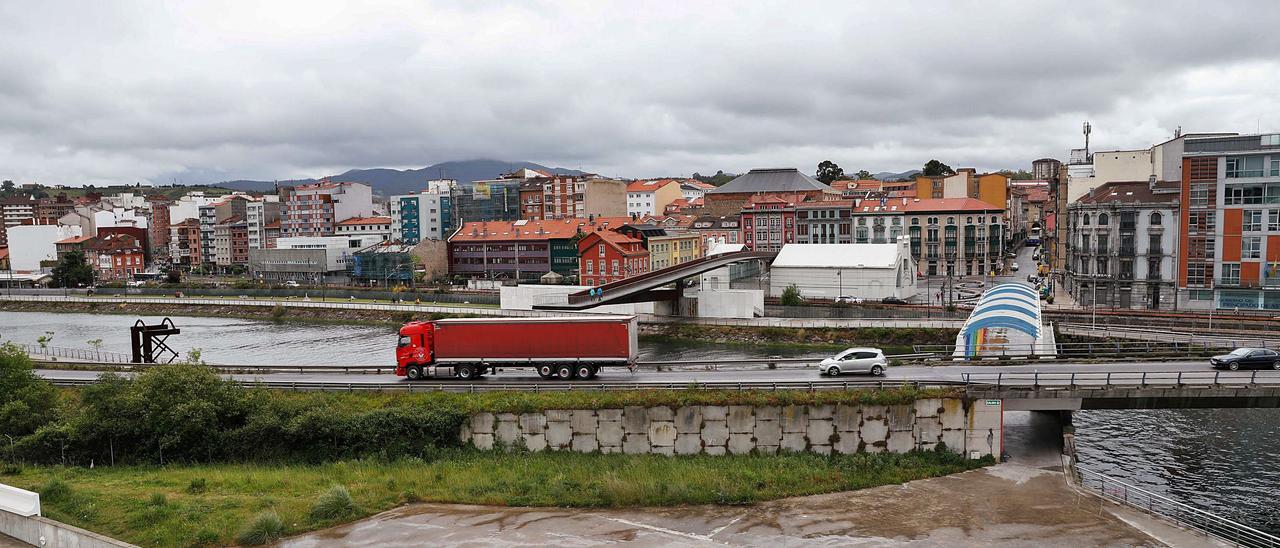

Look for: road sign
[985,399,1000,407]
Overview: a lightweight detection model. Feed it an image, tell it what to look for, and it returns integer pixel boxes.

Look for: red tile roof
[263,220,281,229]
[626,179,681,193]
[578,230,648,256]
[337,216,392,226]
[0,248,8,260]
[450,217,633,242]
[903,198,1004,213]
[55,235,95,245]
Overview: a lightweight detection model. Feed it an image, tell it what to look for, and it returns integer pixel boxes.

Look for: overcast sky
[3,1,1279,185]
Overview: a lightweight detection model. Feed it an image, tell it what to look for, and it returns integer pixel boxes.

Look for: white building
[169,191,218,223]
[390,181,455,244]
[335,216,392,241]
[245,196,281,249]
[625,179,682,217]
[273,235,386,271]
[768,239,919,301]
[7,225,83,271]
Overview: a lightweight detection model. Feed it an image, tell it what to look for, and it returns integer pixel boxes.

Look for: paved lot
[281,463,1181,547]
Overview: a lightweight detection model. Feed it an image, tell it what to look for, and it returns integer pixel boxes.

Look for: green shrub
[236,510,284,546]
[309,485,356,521]
[780,284,804,306]
[39,478,72,503]
[186,477,208,494]
[191,529,220,547]
[0,342,59,438]
[148,492,167,507]
[270,305,287,321]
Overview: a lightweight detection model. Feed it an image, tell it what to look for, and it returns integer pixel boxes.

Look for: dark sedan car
[1210,348,1280,370]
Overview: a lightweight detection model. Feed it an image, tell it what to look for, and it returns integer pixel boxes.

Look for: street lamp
[837,269,843,298]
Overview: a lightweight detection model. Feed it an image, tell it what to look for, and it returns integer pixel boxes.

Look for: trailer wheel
[457,364,476,380]
[538,365,555,379]
[556,365,575,380]
[406,365,423,380]
[575,364,593,380]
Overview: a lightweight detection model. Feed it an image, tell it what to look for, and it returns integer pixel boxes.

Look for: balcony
[1148,246,1163,255]
[1119,246,1136,257]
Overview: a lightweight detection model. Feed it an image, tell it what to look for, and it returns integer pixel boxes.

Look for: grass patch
[10,449,990,547]
[309,484,357,522]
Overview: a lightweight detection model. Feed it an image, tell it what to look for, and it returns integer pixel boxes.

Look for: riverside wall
[460,398,1002,458]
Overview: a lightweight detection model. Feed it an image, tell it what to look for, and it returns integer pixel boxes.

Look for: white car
[284,280,300,288]
[819,347,887,376]
[834,295,864,304]
[1010,263,1020,272]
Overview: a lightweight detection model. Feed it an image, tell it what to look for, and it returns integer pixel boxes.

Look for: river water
[3,311,1278,534]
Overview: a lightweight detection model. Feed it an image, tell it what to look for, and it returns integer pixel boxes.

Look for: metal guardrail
[44,377,962,393]
[16,343,132,364]
[1075,466,1280,548]
[914,340,1241,358]
[962,370,1280,389]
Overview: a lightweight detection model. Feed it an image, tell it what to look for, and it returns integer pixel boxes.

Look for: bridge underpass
[532,250,776,311]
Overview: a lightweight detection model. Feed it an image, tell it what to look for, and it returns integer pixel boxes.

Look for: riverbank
[278,462,1189,547]
[6,450,987,547]
[0,299,450,327]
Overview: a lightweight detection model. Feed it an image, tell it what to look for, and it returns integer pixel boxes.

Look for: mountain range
[214,159,586,195]
[870,169,922,181]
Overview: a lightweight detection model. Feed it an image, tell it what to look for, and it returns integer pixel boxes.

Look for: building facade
[795,200,853,244]
[646,232,705,271]
[858,198,1006,277]
[626,179,684,217]
[1178,133,1280,310]
[447,219,597,281]
[280,181,374,237]
[89,233,146,281]
[335,216,392,241]
[740,194,798,251]
[577,230,649,287]
[1066,181,1180,310]
[391,182,455,244]
[245,198,281,250]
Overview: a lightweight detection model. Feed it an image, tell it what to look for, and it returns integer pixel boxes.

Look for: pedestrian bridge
[953,283,1055,359]
[533,250,776,310]
[965,370,1280,410]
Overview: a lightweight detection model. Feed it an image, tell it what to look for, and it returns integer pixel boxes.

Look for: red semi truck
[395,316,639,380]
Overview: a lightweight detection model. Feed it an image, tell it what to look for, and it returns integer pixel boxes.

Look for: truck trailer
[395,316,639,380]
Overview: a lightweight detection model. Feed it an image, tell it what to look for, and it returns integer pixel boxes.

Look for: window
[1266,263,1280,287]
[1226,155,1265,178]
[1119,259,1133,279]
[1083,214,1090,226]
[857,218,866,226]
[1187,263,1209,285]
[911,218,919,225]
[1222,263,1241,285]
[1243,236,1262,259]
[1270,210,1280,232]
[1148,233,1162,254]
[1096,234,1109,254]
[1097,213,1109,226]
[1244,210,1264,231]
[586,260,593,275]
[1272,159,1280,177]
[1264,134,1280,146]
[598,244,605,257]
[1147,258,1161,280]
[947,217,956,225]
[1149,212,1162,226]
[1096,257,1109,275]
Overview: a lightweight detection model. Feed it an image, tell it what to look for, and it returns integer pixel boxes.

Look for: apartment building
[578,229,649,286]
[391,181,455,244]
[1178,133,1280,310]
[0,197,35,248]
[852,198,1006,277]
[213,216,250,270]
[1066,180,1180,309]
[280,181,374,237]
[626,179,684,217]
[245,197,281,250]
[647,232,705,271]
[335,216,392,241]
[795,200,853,244]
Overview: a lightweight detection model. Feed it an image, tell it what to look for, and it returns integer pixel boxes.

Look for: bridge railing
[962,370,1280,389]
[914,340,1241,359]
[1074,466,1280,548]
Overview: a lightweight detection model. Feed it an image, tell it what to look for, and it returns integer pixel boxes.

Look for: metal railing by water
[1075,467,1280,548]
[44,377,964,393]
[17,343,132,364]
[914,339,1240,359]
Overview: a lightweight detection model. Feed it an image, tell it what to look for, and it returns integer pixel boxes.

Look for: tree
[0,180,13,197]
[781,284,805,306]
[923,160,955,177]
[166,268,181,284]
[815,161,844,184]
[51,250,95,288]
[855,170,875,180]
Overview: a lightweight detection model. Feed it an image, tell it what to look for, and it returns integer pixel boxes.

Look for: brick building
[577,230,649,286]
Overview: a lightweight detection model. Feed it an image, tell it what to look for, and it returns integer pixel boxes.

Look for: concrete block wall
[0,509,138,548]
[459,398,1002,458]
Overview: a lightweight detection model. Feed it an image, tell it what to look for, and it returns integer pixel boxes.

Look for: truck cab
[396,321,443,379]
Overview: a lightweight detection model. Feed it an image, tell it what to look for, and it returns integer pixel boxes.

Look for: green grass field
[7,449,988,547]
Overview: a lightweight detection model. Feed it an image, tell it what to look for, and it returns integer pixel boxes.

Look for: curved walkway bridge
[533,250,776,310]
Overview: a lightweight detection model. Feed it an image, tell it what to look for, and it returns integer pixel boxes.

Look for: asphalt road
[35,358,1277,387]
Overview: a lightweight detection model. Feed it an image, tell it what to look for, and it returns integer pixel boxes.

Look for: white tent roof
[708,243,746,256]
[772,243,901,269]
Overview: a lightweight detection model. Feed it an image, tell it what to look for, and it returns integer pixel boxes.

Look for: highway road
[35,358,1276,389]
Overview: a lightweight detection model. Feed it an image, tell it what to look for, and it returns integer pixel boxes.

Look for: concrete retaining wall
[0,510,137,548]
[460,398,1002,457]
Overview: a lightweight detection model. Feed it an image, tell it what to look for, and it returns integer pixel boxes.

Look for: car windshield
[1229,348,1252,356]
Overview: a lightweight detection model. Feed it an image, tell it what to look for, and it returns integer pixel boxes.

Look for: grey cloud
[0,0,1278,184]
